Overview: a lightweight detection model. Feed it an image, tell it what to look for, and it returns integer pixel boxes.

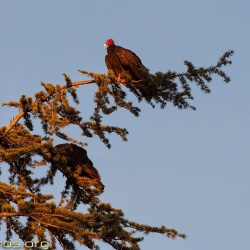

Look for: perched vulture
[104,39,146,81]
[54,143,104,190]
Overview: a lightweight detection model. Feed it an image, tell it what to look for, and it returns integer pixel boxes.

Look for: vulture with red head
[104,39,146,81]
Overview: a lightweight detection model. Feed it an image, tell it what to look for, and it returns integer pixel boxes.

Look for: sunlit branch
[3,78,142,136]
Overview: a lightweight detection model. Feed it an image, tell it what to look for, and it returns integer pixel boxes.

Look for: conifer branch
[4,111,25,135]
[2,50,233,139]
[0,50,233,249]
[3,80,94,135]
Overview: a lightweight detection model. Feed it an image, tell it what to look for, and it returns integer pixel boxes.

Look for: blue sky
[0,1,250,249]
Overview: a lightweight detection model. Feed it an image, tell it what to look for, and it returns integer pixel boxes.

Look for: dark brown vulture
[54,143,104,190]
[104,38,146,81]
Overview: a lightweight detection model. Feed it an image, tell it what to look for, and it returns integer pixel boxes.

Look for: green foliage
[0,50,233,249]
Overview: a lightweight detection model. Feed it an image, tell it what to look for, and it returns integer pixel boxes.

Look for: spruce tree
[0,50,233,249]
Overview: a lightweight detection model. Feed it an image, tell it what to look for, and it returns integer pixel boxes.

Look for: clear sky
[0,1,249,249]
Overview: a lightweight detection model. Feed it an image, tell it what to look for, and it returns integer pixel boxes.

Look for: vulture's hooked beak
[104,43,108,48]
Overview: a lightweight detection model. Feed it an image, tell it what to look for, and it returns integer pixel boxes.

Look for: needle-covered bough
[0,40,233,249]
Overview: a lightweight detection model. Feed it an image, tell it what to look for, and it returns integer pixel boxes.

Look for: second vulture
[53,143,104,190]
[104,39,146,81]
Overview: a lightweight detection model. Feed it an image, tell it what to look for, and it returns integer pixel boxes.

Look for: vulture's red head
[104,39,115,48]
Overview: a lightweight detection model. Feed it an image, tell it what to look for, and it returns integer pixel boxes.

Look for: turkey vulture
[53,143,104,190]
[104,39,146,81]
